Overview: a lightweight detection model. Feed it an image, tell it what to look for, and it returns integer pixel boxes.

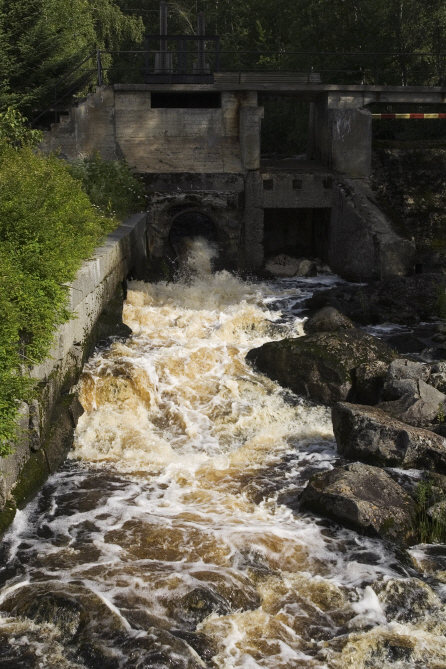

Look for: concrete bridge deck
[116,82,446,104]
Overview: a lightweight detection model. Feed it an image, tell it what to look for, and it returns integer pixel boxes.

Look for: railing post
[97,49,103,86]
[55,85,57,124]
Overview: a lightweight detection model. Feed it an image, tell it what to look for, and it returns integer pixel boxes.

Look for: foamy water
[0,240,445,669]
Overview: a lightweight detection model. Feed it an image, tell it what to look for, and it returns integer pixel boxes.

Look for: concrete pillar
[307,94,372,178]
[239,92,264,171]
[243,171,264,270]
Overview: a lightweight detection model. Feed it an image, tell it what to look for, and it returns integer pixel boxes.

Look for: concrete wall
[41,87,264,175]
[330,179,415,281]
[0,213,147,534]
[307,96,372,178]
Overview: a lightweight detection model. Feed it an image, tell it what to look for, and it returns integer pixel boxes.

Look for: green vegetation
[0,0,143,115]
[68,154,146,221]
[0,111,144,454]
[415,478,446,544]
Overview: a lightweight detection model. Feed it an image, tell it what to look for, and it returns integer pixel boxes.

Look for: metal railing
[31,49,446,127]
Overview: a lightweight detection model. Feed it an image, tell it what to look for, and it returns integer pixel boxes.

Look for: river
[0,241,445,669]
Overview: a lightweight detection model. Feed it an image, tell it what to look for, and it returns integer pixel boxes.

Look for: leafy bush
[68,154,146,221]
[0,107,42,148]
[0,142,118,454]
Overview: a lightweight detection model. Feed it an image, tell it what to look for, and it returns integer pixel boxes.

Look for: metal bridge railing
[31,50,446,127]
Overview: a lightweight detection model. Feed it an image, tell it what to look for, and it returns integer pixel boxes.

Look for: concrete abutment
[39,82,419,280]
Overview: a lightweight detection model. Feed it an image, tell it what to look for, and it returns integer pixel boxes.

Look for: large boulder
[354,360,389,405]
[332,402,446,472]
[246,330,395,405]
[307,273,446,326]
[382,359,430,401]
[378,383,446,427]
[300,462,416,544]
[379,358,446,427]
[303,307,355,334]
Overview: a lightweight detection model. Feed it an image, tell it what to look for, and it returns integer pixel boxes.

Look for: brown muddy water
[0,241,446,669]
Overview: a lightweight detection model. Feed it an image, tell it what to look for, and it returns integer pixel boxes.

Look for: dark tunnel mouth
[169,211,218,255]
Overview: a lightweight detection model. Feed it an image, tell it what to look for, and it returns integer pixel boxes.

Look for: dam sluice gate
[0,243,445,668]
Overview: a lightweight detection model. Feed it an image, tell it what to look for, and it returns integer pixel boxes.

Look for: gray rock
[354,360,389,405]
[246,330,395,405]
[379,381,446,427]
[383,359,430,401]
[428,361,446,394]
[303,307,355,335]
[332,402,446,472]
[380,359,446,426]
[295,258,318,277]
[300,462,416,543]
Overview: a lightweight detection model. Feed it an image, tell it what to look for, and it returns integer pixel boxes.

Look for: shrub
[0,143,117,453]
[0,107,42,149]
[68,154,146,221]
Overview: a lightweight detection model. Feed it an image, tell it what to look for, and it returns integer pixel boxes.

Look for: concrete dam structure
[40,34,446,281]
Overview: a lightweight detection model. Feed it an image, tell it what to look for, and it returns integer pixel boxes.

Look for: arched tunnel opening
[168,211,219,270]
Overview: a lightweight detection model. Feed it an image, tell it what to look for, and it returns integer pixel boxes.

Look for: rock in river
[300,462,416,544]
[332,402,446,472]
[303,306,355,335]
[246,330,395,405]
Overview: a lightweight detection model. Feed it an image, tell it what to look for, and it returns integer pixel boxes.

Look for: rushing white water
[0,240,445,669]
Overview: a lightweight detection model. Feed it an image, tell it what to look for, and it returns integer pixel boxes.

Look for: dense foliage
[0,110,146,453]
[68,154,147,221]
[0,0,143,115]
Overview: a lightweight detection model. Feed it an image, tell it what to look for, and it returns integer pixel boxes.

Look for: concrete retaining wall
[0,212,147,534]
[330,179,415,281]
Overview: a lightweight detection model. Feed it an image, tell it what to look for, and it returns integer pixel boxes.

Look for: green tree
[0,0,143,115]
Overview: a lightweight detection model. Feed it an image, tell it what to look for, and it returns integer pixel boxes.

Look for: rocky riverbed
[248,271,446,550]
[0,246,446,668]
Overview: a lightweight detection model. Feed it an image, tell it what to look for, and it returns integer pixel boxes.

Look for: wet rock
[354,360,389,405]
[410,544,446,583]
[373,577,442,624]
[0,582,126,643]
[332,402,446,471]
[307,273,446,326]
[386,332,426,354]
[300,462,416,543]
[303,307,355,335]
[265,255,317,278]
[246,330,395,405]
[174,587,231,628]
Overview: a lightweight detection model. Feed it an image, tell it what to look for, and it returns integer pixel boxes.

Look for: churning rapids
[0,241,446,669]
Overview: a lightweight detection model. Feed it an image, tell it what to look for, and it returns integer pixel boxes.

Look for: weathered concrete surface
[261,170,332,209]
[0,213,147,534]
[243,171,264,270]
[145,189,242,271]
[41,87,258,174]
[308,98,371,178]
[330,178,416,281]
